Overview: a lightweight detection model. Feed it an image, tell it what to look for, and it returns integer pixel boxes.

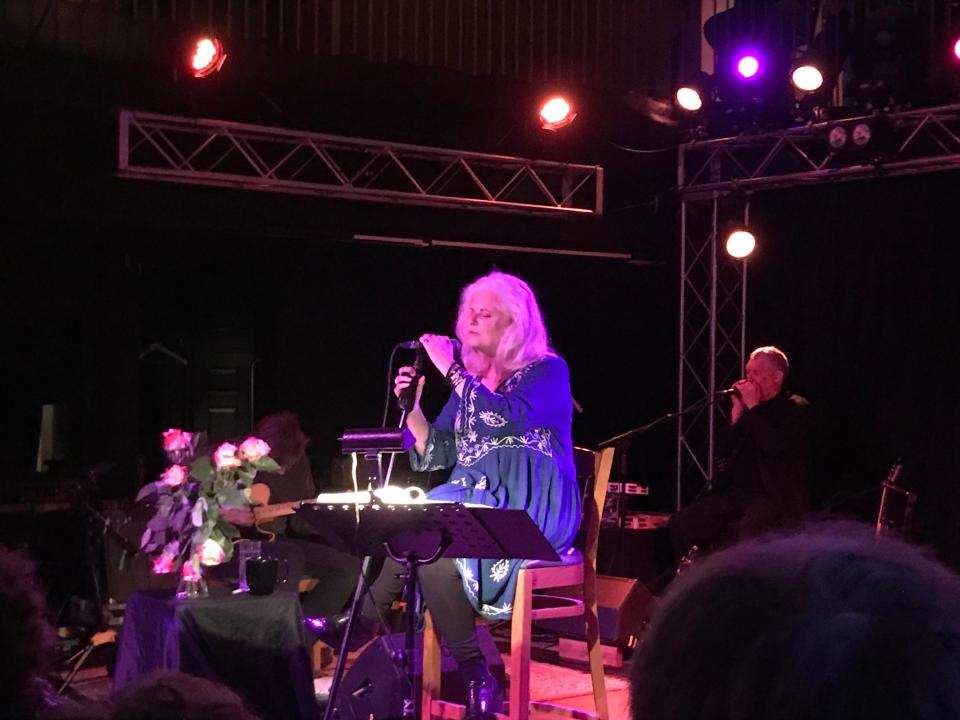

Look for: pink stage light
[953,37,960,62]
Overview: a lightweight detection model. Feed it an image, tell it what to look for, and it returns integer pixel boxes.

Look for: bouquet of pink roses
[137,428,279,588]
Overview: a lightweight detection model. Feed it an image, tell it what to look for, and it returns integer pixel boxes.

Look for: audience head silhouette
[631,522,960,720]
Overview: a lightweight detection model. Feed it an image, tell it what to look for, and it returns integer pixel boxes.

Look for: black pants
[362,557,485,672]
[299,541,363,617]
[657,487,783,571]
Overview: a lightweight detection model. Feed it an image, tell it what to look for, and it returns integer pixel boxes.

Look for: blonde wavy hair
[455,271,553,376]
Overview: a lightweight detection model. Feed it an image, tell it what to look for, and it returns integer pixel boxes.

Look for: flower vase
[176,571,209,600]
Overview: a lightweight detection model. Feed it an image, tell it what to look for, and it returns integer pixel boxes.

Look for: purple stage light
[735,54,761,79]
[954,37,960,62]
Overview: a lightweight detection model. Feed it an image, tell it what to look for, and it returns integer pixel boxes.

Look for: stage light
[190,36,226,78]
[827,124,848,150]
[851,121,872,148]
[676,86,703,112]
[735,54,761,79]
[825,116,893,157]
[953,37,960,62]
[792,64,824,92]
[539,96,576,131]
[725,230,756,259]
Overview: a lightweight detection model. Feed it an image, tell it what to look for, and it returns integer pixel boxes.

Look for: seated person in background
[657,346,811,572]
[108,671,260,720]
[0,545,66,720]
[631,521,960,720]
[221,411,359,618]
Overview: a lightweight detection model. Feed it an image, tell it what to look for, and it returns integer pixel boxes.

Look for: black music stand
[296,501,559,720]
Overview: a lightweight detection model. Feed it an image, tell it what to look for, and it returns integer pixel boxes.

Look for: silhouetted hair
[252,411,309,469]
[750,345,790,377]
[631,522,960,720]
[455,271,552,376]
[109,671,260,720]
[0,545,57,707]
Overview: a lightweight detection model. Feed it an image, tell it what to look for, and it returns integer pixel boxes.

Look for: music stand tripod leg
[322,554,375,720]
[384,541,447,720]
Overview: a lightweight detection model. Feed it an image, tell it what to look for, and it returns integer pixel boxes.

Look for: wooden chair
[421,446,616,720]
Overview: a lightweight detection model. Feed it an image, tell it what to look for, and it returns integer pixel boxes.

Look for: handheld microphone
[395,338,462,412]
[396,338,462,357]
[715,387,740,397]
[397,343,425,412]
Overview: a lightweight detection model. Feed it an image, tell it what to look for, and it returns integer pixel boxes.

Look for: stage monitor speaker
[535,575,655,646]
[333,626,505,720]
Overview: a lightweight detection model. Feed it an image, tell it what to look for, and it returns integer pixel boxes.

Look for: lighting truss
[118,110,603,216]
[675,103,960,503]
[676,198,747,508]
[681,103,960,198]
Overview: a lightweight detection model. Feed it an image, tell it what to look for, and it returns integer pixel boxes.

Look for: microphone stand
[598,393,729,525]
[598,393,726,448]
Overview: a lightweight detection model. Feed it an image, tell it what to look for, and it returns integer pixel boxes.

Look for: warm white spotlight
[791,65,824,92]
[726,230,756,259]
[675,86,703,111]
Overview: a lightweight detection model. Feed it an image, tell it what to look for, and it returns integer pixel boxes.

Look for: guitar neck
[253,501,303,522]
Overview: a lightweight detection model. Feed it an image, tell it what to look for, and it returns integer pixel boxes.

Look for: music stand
[296,502,559,720]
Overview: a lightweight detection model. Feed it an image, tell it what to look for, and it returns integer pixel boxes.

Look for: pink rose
[152,553,175,575]
[238,437,271,462]
[160,465,188,487]
[213,442,242,470]
[181,559,202,581]
[162,429,193,452]
[199,538,226,566]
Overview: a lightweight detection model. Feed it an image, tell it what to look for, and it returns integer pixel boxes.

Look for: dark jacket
[716,391,812,520]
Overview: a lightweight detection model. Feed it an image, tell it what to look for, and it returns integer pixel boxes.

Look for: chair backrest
[572,446,616,570]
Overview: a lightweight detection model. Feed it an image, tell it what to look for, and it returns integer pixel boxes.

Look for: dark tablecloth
[114,589,318,720]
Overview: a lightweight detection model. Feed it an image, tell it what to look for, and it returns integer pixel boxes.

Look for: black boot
[463,664,503,720]
[304,611,377,653]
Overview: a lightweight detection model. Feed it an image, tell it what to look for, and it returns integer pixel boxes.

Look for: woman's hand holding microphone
[394,332,456,454]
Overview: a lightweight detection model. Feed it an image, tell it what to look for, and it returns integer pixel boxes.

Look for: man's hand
[221,507,255,527]
[734,380,762,409]
[729,393,746,425]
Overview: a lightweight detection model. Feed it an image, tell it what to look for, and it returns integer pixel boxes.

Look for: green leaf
[190,456,215,482]
[253,457,281,472]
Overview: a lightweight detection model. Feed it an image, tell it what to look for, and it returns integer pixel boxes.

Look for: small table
[114,589,317,720]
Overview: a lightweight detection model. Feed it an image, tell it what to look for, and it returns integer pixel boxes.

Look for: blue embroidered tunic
[411,354,580,619]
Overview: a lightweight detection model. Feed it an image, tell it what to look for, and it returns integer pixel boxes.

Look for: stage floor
[64,640,633,719]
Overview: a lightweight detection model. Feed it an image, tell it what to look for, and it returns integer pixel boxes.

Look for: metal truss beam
[118,110,603,217]
[679,103,960,199]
